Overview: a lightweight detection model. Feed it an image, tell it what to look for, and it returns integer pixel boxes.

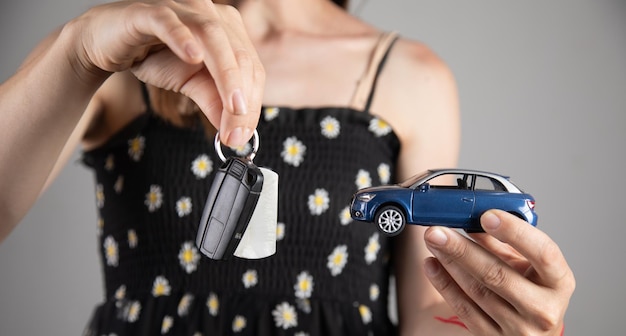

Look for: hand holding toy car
[422,210,573,335]
[353,169,574,335]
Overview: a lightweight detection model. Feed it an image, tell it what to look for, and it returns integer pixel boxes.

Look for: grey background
[1,0,624,335]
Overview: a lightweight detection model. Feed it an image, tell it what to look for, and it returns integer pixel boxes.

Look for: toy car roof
[412,169,525,194]
[427,168,511,180]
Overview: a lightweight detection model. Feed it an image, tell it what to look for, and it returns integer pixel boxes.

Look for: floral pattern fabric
[82,105,400,336]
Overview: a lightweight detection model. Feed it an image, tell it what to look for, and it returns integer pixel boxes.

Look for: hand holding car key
[196,130,279,260]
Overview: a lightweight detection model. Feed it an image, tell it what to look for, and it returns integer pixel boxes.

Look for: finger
[130,2,204,64]
[220,9,259,111]
[469,232,530,274]
[213,6,264,147]
[182,70,223,128]
[423,257,500,334]
[188,2,248,120]
[480,210,574,289]
[425,226,541,314]
[425,229,526,330]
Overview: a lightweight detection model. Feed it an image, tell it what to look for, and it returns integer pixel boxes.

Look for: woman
[0,0,574,335]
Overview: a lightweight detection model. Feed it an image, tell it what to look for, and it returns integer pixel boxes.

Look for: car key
[196,130,264,260]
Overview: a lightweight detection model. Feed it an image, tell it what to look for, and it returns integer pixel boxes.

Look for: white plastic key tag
[233,166,278,259]
[195,130,278,260]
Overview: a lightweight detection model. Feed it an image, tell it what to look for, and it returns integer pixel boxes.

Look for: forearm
[0,21,109,240]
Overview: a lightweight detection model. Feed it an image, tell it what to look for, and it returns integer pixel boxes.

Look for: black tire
[375,205,406,236]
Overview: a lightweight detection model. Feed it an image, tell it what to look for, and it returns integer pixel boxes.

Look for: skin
[0,0,575,334]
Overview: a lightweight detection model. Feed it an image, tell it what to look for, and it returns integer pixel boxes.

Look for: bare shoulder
[372,36,461,178]
[375,37,458,119]
[82,71,146,149]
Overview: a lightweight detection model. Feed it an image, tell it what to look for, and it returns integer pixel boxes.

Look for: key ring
[214,129,260,163]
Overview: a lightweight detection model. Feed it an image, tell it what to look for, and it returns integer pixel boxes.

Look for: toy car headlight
[357,193,376,202]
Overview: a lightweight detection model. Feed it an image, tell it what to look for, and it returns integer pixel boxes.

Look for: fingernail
[185,42,202,60]
[424,258,441,277]
[241,127,252,143]
[426,228,448,246]
[482,211,501,230]
[232,89,248,115]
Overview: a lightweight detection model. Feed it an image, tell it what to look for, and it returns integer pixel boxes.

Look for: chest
[256,37,377,108]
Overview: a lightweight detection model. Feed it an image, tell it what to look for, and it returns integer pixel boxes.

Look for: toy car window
[474,176,506,192]
[428,173,468,190]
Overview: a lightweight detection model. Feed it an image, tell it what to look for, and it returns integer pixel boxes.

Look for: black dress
[82,35,401,336]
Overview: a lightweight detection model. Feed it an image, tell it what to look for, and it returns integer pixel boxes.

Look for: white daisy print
[242,269,258,289]
[145,185,163,212]
[178,242,200,274]
[178,294,194,317]
[232,315,247,333]
[355,169,372,189]
[95,184,105,209]
[114,175,124,194]
[117,301,141,322]
[264,107,280,121]
[339,206,352,225]
[295,333,310,336]
[105,154,115,171]
[161,315,173,334]
[327,245,348,276]
[294,271,314,299]
[378,163,391,184]
[370,284,380,301]
[128,229,138,248]
[128,135,145,161]
[152,275,171,297]
[364,233,380,265]
[358,304,372,324]
[191,154,213,179]
[307,188,330,215]
[176,197,192,217]
[126,300,142,323]
[272,302,298,330]
[281,136,306,167]
[232,142,252,157]
[96,218,104,236]
[207,293,219,316]
[114,285,126,301]
[368,118,392,137]
[276,222,286,241]
[320,116,340,139]
[104,235,118,267]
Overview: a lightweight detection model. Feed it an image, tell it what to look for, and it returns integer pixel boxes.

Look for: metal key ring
[214,129,260,163]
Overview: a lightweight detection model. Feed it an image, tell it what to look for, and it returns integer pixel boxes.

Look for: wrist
[58,16,111,86]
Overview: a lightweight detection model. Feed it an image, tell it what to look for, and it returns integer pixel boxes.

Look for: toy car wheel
[375,206,406,236]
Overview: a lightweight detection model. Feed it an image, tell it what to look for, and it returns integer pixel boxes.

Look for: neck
[238,0,348,39]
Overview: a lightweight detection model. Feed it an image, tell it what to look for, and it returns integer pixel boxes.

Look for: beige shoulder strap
[349,31,400,111]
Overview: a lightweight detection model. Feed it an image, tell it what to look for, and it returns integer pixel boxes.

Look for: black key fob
[196,156,264,260]
[196,130,264,260]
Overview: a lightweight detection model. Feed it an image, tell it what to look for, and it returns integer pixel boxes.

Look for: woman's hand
[67,0,264,147]
[423,210,575,335]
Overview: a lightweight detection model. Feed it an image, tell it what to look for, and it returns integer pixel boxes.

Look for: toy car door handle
[462,197,474,202]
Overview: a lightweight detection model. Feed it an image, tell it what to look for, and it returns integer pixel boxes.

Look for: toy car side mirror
[419,183,430,192]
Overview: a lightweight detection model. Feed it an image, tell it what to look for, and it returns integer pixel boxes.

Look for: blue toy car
[350,169,537,235]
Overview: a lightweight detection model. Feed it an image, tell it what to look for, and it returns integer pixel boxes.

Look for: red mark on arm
[434,316,468,329]
[435,316,565,335]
